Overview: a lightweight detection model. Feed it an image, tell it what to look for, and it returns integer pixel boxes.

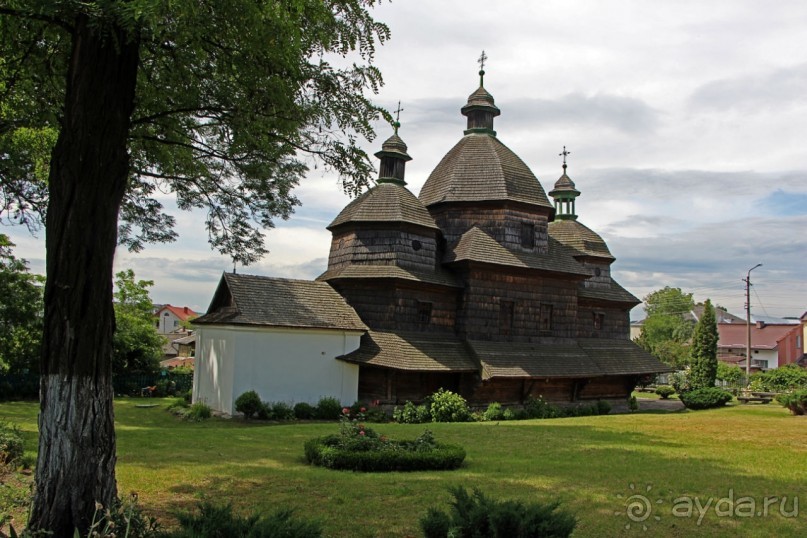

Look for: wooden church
[194,66,668,413]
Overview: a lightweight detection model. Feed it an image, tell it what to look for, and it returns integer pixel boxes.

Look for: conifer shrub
[679,387,732,410]
[165,501,322,538]
[314,396,342,420]
[777,390,807,415]
[420,486,576,538]
[429,388,471,422]
[235,390,263,419]
[655,385,676,399]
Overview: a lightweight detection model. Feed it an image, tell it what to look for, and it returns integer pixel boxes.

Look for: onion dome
[548,147,581,221]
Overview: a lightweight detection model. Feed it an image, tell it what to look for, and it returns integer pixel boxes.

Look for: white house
[192,273,367,415]
[154,304,199,334]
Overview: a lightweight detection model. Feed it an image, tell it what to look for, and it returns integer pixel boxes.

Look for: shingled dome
[548,219,614,260]
[419,134,554,209]
[328,182,438,231]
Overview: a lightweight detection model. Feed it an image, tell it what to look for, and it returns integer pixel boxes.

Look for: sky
[5,0,807,320]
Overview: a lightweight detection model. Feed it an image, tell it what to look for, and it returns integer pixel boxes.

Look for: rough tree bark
[29,14,140,535]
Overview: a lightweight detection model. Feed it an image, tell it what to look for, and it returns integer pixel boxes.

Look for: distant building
[154,304,198,334]
[718,320,805,371]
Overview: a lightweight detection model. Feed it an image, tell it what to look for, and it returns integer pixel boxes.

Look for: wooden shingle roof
[444,226,590,277]
[419,133,553,209]
[578,281,640,305]
[470,338,671,380]
[338,331,478,372]
[194,273,367,332]
[328,183,438,231]
[318,264,461,288]
[548,220,614,260]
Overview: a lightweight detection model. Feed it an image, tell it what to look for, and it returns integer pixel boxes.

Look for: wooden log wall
[457,268,579,340]
[358,366,462,404]
[328,225,438,273]
[577,376,634,400]
[576,305,631,340]
[577,259,612,289]
[428,203,550,254]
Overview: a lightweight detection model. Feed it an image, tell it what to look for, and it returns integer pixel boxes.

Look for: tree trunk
[29,14,140,535]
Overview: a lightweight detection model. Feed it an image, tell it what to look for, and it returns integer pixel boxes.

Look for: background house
[718,321,804,372]
[154,304,198,334]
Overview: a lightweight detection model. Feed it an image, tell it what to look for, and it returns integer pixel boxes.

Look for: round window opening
[594,268,602,277]
[412,240,422,251]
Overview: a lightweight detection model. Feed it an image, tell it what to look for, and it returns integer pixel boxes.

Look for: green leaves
[112,269,164,375]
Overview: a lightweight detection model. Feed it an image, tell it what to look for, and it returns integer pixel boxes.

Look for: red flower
[342,407,350,415]
[360,407,367,413]
[359,430,365,436]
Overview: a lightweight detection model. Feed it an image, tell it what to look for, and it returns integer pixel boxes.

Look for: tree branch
[0,7,73,32]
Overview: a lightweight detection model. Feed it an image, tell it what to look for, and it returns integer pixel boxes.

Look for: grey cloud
[688,63,807,112]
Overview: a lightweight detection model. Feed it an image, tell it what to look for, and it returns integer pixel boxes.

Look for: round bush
[655,385,676,399]
[234,390,262,419]
[679,387,732,410]
[429,389,470,422]
[315,396,343,420]
[294,402,316,420]
[483,402,505,421]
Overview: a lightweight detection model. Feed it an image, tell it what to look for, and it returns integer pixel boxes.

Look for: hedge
[304,435,466,472]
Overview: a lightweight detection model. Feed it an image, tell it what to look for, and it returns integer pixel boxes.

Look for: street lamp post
[744,263,762,383]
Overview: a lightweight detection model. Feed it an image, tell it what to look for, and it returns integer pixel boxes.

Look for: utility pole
[744,263,762,383]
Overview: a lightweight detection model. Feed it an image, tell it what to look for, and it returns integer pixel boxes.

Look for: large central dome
[419,133,553,208]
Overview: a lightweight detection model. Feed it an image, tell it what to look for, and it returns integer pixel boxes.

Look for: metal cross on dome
[559,146,571,165]
[393,101,404,133]
[478,50,488,71]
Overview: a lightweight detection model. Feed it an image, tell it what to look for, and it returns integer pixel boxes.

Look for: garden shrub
[419,486,576,538]
[186,402,212,421]
[270,401,295,421]
[679,387,732,410]
[315,396,342,420]
[751,364,807,392]
[524,396,560,419]
[393,401,430,424]
[777,390,807,416]
[256,401,272,420]
[0,421,24,465]
[294,402,316,420]
[502,408,516,421]
[165,501,322,538]
[235,390,263,419]
[429,388,470,422]
[655,385,675,399]
[628,396,638,412]
[483,402,505,421]
[670,369,692,395]
[595,400,612,415]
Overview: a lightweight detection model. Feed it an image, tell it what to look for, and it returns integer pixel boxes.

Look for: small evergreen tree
[689,299,718,389]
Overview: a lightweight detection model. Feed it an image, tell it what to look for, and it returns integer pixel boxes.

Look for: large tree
[112,269,164,375]
[634,286,694,368]
[0,1,389,533]
[689,298,718,389]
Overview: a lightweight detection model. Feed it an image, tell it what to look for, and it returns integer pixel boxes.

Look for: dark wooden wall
[328,225,438,273]
[576,304,631,339]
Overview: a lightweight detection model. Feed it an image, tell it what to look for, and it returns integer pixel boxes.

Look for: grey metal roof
[194,273,367,332]
[419,133,553,209]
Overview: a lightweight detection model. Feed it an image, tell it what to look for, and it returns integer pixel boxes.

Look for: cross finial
[478,50,488,85]
[393,101,404,134]
[559,146,571,169]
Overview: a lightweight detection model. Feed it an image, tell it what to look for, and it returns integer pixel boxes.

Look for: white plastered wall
[194,324,362,415]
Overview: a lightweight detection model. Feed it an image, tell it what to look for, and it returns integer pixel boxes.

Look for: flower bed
[304,408,466,472]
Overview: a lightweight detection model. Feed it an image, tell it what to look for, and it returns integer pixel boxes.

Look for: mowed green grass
[2,400,805,537]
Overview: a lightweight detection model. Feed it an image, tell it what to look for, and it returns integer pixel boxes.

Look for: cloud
[688,63,807,112]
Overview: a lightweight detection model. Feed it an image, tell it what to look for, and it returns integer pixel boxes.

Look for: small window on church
[412,239,422,251]
[540,303,553,332]
[594,267,602,277]
[593,312,604,330]
[520,222,535,249]
[499,300,514,335]
[417,301,432,323]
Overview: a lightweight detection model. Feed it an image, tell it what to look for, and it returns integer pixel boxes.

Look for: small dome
[548,220,613,260]
[419,134,553,210]
[461,86,500,116]
[548,171,580,198]
[374,133,411,162]
[328,183,438,231]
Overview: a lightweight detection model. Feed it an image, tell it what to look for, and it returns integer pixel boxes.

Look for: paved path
[637,398,685,412]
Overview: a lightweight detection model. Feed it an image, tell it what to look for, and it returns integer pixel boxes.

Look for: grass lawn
[1,399,806,537]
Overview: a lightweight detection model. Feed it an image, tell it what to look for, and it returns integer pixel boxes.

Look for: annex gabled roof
[418,134,553,210]
[471,338,671,380]
[338,330,478,372]
[318,264,461,288]
[444,226,590,277]
[548,220,614,260]
[328,183,438,231]
[194,273,367,332]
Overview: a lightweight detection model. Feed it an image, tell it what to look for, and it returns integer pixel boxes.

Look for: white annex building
[193,274,367,415]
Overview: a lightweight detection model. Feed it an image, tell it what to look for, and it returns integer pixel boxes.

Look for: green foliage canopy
[112,269,164,375]
[634,286,695,368]
[0,233,44,373]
